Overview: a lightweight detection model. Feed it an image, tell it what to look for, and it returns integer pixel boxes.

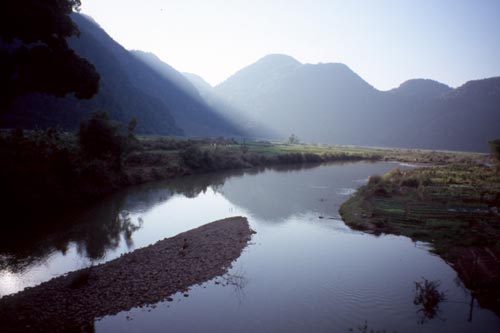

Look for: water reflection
[0,197,144,273]
[0,162,346,277]
[413,278,446,324]
[215,268,248,305]
[218,162,380,222]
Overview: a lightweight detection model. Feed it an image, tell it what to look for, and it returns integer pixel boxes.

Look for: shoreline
[339,163,500,315]
[0,217,254,333]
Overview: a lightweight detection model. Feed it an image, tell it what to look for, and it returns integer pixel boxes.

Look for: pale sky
[81,0,500,90]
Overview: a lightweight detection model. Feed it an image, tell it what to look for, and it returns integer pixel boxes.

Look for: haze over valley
[3,13,499,152]
[1,2,499,332]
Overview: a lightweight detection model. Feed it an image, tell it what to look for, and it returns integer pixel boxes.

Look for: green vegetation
[0,113,136,219]
[1,112,487,221]
[122,137,381,185]
[340,163,500,314]
[0,110,487,225]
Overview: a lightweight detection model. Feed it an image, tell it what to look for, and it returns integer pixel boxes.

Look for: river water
[1,162,498,332]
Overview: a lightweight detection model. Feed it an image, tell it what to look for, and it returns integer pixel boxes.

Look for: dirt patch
[0,216,254,332]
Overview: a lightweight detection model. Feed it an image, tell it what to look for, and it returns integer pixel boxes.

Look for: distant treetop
[489,139,500,165]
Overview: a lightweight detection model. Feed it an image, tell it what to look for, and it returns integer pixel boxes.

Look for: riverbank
[339,163,500,315]
[1,127,485,222]
[0,217,254,333]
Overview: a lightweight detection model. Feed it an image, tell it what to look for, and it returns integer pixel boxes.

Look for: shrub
[368,175,383,186]
[401,177,419,188]
[489,139,500,166]
[78,111,135,171]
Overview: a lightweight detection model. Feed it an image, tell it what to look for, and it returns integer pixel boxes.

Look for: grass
[339,162,500,314]
[0,128,488,225]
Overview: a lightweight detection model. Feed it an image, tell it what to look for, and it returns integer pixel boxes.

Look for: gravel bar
[0,216,254,333]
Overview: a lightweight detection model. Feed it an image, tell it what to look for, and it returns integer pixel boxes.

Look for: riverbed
[1,162,499,332]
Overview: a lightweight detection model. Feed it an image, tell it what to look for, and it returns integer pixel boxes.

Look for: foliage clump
[78,111,135,171]
[0,0,100,111]
[0,111,138,218]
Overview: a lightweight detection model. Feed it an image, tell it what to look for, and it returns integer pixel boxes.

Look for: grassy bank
[339,163,500,314]
[125,136,486,184]
[0,121,486,221]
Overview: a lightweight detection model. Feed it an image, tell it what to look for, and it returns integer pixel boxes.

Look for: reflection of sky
[97,215,500,333]
[0,161,418,296]
[2,161,499,331]
[128,190,249,249]
[217,162,404,221]
[0,247,91,297]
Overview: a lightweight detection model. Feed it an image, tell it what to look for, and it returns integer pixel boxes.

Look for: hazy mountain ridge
[129,50,247,137]
[181,72,214,99]
[389,79,452,98]
[212,55,500,152]
[3,14,182,135]
[182,72,278,139]
[2,14,245,138]
[2,13,498,151]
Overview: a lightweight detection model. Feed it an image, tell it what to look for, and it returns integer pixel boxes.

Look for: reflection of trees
[413,278,446,324]
[0,162,333,275]
[218,268,248,304]
[74,211,143,260]
[0,193,143,272]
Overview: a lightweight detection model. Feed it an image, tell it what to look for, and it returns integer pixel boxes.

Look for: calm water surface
[1,162,499,332]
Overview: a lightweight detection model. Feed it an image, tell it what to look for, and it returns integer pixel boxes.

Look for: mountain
[214,55,500,152]
[129,51,245,137]
[411,77,500,151]
[182,72,277,139]
[2,14,244,138]
[390,79,452,98]
[182,73,214,99]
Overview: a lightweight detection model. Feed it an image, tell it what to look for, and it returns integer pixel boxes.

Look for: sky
[81,0,500,90]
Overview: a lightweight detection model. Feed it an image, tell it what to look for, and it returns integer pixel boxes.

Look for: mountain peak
[390,78,452,98]
[256,54,301,66]
[215,54,301,91]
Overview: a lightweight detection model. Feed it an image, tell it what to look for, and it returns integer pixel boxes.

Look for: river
[1,162,498,332]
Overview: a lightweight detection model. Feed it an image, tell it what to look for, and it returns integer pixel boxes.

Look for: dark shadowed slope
[2,14,181,135]
[2,14,247,138]
[130,50,247,137]
[411,77,500,151]
[215,55,500,152]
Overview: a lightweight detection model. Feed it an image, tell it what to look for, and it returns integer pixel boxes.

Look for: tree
[128,117,138,135]
[0,0,100,112]
[489,139,500,167]
[288,133,299,144]
[78,111,126,170]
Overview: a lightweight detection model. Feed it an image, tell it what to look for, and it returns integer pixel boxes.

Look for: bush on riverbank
[0,115,486,221]
[0,112,138,218]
